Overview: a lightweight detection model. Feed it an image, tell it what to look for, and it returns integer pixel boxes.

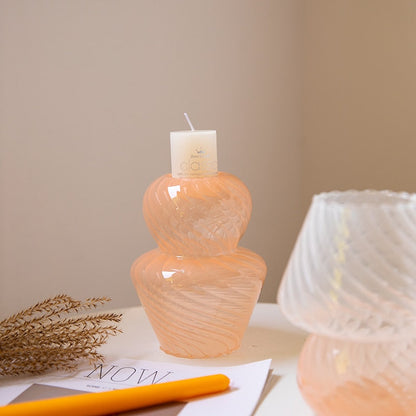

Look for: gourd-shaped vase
[278,190,416,416]
[131,171,266,358]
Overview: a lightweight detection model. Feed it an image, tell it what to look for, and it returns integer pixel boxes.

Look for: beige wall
[4,1,414,319]
[0,1,303,317]
[303,0,416,209]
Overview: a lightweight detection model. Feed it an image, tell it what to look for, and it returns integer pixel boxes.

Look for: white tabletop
[100,302,313,415]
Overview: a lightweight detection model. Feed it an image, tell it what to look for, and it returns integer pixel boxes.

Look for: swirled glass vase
[279,190,416,341]
[278,190,416,416]
[131,172,266,358]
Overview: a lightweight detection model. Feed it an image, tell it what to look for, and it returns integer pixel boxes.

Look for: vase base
[302,380,415,416]
[132,247,266,360]
[298,334,416,416]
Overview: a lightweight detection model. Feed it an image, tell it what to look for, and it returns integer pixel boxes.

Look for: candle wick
[184,113,195,131]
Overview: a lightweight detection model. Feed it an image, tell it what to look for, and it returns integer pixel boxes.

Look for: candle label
[178,147,217,177]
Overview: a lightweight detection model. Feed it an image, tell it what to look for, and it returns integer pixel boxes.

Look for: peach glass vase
[131,172,266,358]
[297,335,416,416]
[278,190,416,416]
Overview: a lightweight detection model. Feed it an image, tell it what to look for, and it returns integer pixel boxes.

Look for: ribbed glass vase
[131,172,266,358]
[278,190,416,415]
[279,190,416,342]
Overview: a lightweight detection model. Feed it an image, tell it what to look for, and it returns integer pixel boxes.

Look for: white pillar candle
[170,130,218,178]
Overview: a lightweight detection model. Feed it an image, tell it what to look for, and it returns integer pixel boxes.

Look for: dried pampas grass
[0,295,122,376]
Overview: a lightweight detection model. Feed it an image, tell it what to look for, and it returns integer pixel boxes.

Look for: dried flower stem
[0,295,122,376]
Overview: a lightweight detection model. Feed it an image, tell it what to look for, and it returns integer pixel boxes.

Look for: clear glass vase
[278,190,416,415]
[131,172,266,358]
[279,190,416,342]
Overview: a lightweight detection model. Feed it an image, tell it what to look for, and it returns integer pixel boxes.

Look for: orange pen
[0,374,230,416]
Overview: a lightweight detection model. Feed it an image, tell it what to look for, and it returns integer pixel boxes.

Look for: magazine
[0,358,271,416]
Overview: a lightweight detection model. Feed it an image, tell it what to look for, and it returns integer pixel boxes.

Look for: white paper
[0,358,271,416]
